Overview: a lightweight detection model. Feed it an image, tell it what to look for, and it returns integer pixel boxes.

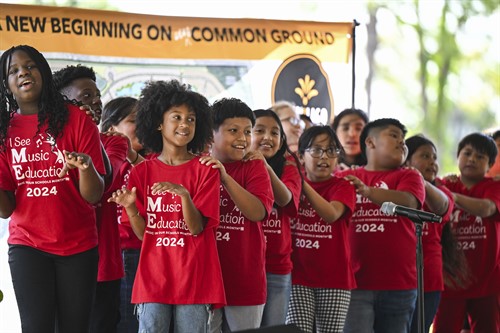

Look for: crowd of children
[0,44,498,333]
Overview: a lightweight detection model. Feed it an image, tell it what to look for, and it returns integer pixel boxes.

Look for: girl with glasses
[286,126,356,333]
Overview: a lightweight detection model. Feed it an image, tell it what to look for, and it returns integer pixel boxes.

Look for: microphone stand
[407,211,425,333]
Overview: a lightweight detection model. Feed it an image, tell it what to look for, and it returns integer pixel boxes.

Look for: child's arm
[108,186,146,240]
[0,189,15,218]
[150,182,205,235]
[102,131,145,166]
[345,174,420,209]
[452,193,497,218]
[424,181,450,216]
[200,156,266,221]
[244,151,292,207]
[58,150,104,204]
[302,181,345,223]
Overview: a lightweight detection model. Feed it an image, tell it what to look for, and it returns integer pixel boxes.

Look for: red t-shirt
[217,159,274,305]
[422,182,454,292]
[117,153,158,250]
[441,177,500,298]
[263,162,302,275]
[117,161,142,250]
[0,104,105,255]
[95,134,128,281]
[291,176,356,289]
[129,157,226,308]
[337,167,426,290]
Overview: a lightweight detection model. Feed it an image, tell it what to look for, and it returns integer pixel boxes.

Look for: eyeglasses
[305,147,341,158]
[281,116,302,127]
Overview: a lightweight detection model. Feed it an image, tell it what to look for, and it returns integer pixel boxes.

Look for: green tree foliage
[366,0,499,173]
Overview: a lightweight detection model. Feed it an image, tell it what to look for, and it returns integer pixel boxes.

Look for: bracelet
[128,151,139,165]
[130,210,140,218]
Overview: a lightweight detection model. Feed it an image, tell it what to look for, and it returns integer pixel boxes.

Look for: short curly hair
[135,80,213,154]
[53,64,96,91]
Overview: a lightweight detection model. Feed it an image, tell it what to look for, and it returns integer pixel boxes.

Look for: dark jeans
[8,245,98,333]
[90,279,121,333]
[410,291,441,333]
[117,249,140,333]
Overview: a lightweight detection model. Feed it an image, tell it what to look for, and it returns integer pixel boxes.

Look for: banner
[0,4,354,124]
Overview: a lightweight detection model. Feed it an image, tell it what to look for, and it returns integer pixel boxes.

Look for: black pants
[90,279,121,333]
[8,245,98,333]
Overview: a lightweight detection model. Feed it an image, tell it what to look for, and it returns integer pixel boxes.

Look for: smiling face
[458,144,491,183]
[6,50,43,113]
[335,114,366,157]
[159,104,196,151]
[251,116,282,159]
[212,117,252,163]
[301,133,338,182]
[60,77,103,124]
[407,144,438,182]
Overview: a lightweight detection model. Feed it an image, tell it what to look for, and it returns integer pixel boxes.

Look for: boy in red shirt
[338,118,425,333]
[201,98,274,332]
[433,132,500,333]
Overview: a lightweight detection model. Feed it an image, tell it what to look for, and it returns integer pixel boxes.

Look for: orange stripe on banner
[0,4,352,63]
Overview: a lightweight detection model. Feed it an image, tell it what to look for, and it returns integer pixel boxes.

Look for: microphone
[381,202,442,223]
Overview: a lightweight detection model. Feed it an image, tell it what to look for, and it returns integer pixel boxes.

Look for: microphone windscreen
[380,202,396,215]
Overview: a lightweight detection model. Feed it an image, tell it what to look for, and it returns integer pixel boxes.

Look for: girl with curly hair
[108,79,225,333]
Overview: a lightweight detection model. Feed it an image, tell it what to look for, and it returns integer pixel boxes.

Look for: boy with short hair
[433,132,500,333]
[200,98,274,332]
[53,65,128,333]
[338,118,426,333]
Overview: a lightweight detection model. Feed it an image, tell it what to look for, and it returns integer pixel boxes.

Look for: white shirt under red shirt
[337,167,426,290]
[422,181,454,292]
[0,104,106,255]
[263,160,302,275]
[96,134,128,281]
[291,176,356,289]
[441,177,500,299]
[128,157,226,308]
[217,159,274,306]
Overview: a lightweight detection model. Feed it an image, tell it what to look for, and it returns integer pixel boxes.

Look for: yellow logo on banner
[295,75,319,106]
[272,54,334,125]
